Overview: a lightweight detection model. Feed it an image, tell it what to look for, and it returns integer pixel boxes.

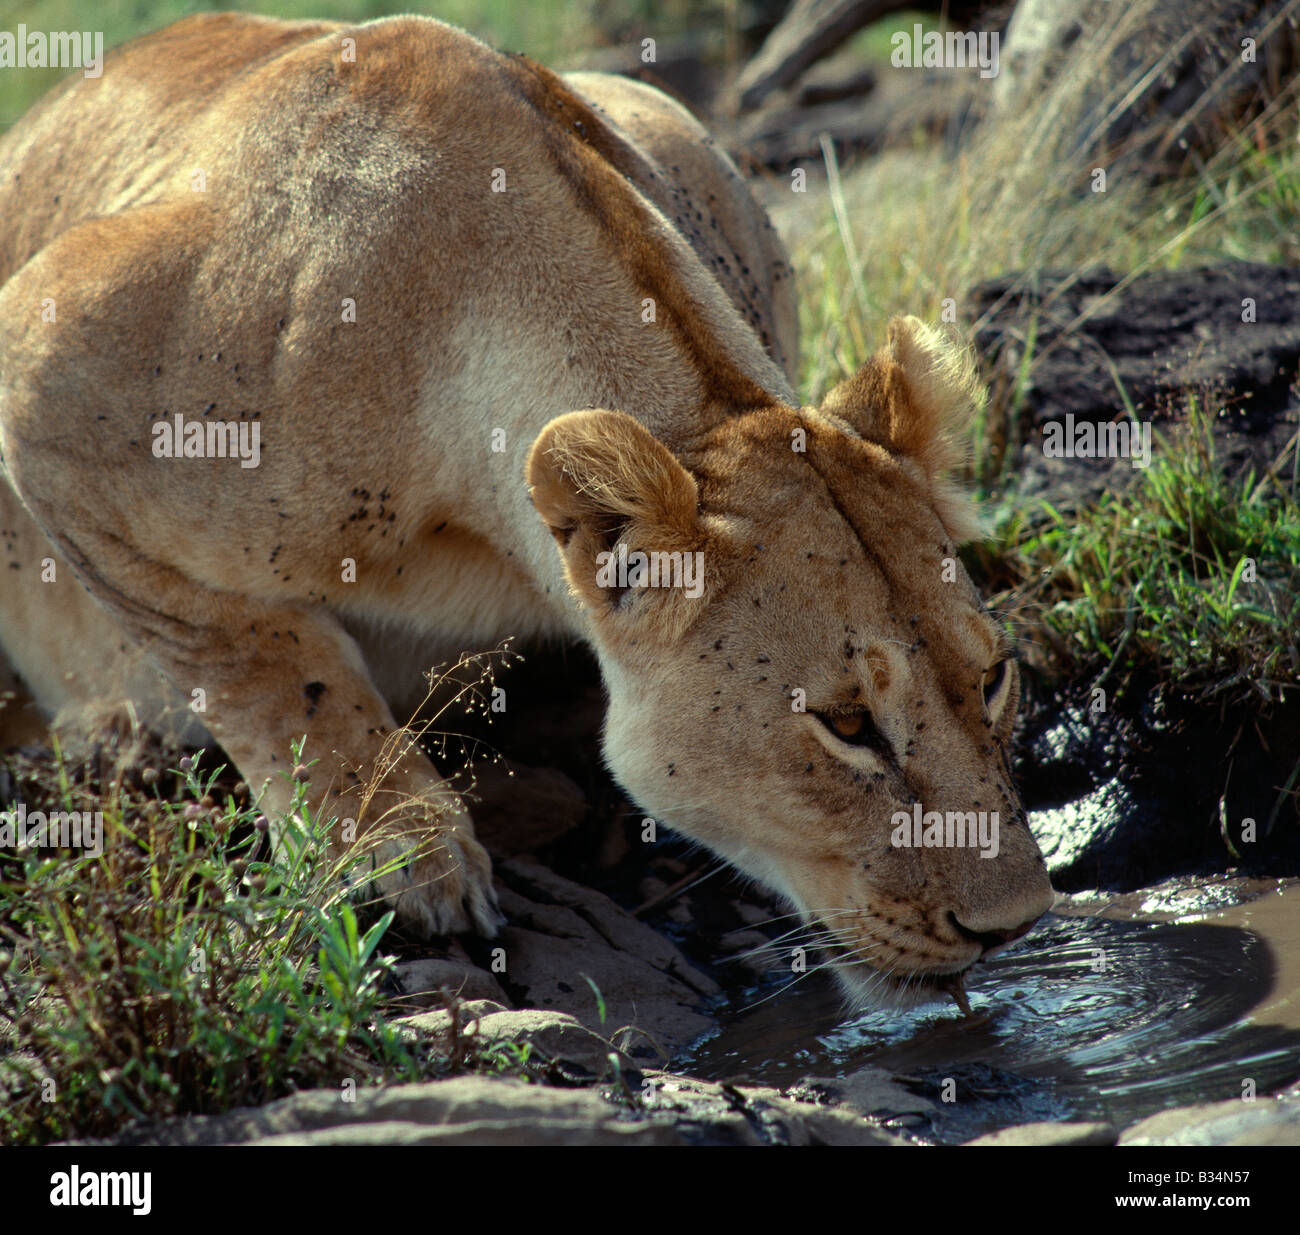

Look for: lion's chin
[828,957,975,1016]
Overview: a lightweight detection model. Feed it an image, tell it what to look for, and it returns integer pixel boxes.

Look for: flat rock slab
[85,1073,910,1147]
[89,1077,668,1147]
[386,857,721,1061]
[1120,1093,1300,1146]
[398,1005,623,1077]
[393,958,511,1007]
[476,858,720,1060]
[966,1120,1118,1146]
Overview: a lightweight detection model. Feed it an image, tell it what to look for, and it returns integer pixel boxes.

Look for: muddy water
[678,879,1300,1143]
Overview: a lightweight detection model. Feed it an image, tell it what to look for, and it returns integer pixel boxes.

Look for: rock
[465,762,587,858]
[390,857,724,1062]
[1120,1093,1300,1145]
[965,1120,1118,1146]
[718,928,777,974]
[246,1119,669,1147]
[1015,683,1300,891]
[797,1065,936,1119]
[484,858,720,1060]
[84,1072,912,1147]
[392,959,510,1008]
[763,1097,906,1146]
[664,900,693,925]
[472,1009,623,1075]
[970,263,1300,509]
[637,1072,909,1146]
[400,1005,620,1078]
[88,1077,675,1147]
[396,999,511,1039]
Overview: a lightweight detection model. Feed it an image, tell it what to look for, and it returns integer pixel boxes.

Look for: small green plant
[478,1039,533,1076]
[580,973,608,1026]
[0,741,422,1144]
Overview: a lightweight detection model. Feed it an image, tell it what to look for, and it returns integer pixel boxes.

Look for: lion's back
[0,13,522,286]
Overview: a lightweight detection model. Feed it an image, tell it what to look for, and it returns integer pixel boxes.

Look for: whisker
[731,943,889,1013]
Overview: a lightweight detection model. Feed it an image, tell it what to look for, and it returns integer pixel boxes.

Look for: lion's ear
[821,315,982,478]
[526,409,700,611]
[820,315,983,541]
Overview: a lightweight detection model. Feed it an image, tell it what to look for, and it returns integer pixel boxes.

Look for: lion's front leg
[68,553,500,936]
[210,600,502,937]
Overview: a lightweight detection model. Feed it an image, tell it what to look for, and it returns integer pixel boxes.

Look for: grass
[792,4,1300,403]
[0,641,585,1145]
[965,399,1300,705]
[795,130,1300,406]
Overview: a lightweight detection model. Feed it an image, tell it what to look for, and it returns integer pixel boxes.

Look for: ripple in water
[679,912,1300,1143]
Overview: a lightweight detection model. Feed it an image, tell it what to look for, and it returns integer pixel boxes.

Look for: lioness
[0,12,1053,1007]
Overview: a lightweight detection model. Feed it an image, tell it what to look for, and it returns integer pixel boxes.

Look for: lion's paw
[365,820,503,938]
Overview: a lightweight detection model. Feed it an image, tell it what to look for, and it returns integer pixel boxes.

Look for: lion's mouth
[873,962,974,1015]
[930,969,973,1015]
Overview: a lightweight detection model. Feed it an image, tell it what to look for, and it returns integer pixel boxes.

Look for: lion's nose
[948,910,1041,955]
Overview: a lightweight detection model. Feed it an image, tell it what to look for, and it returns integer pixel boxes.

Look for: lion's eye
[983,660,1010,710]
[819,709,892,758]
[830,712,866,740]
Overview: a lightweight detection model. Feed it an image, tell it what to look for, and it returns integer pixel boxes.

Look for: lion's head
[527,316,1053,1008]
